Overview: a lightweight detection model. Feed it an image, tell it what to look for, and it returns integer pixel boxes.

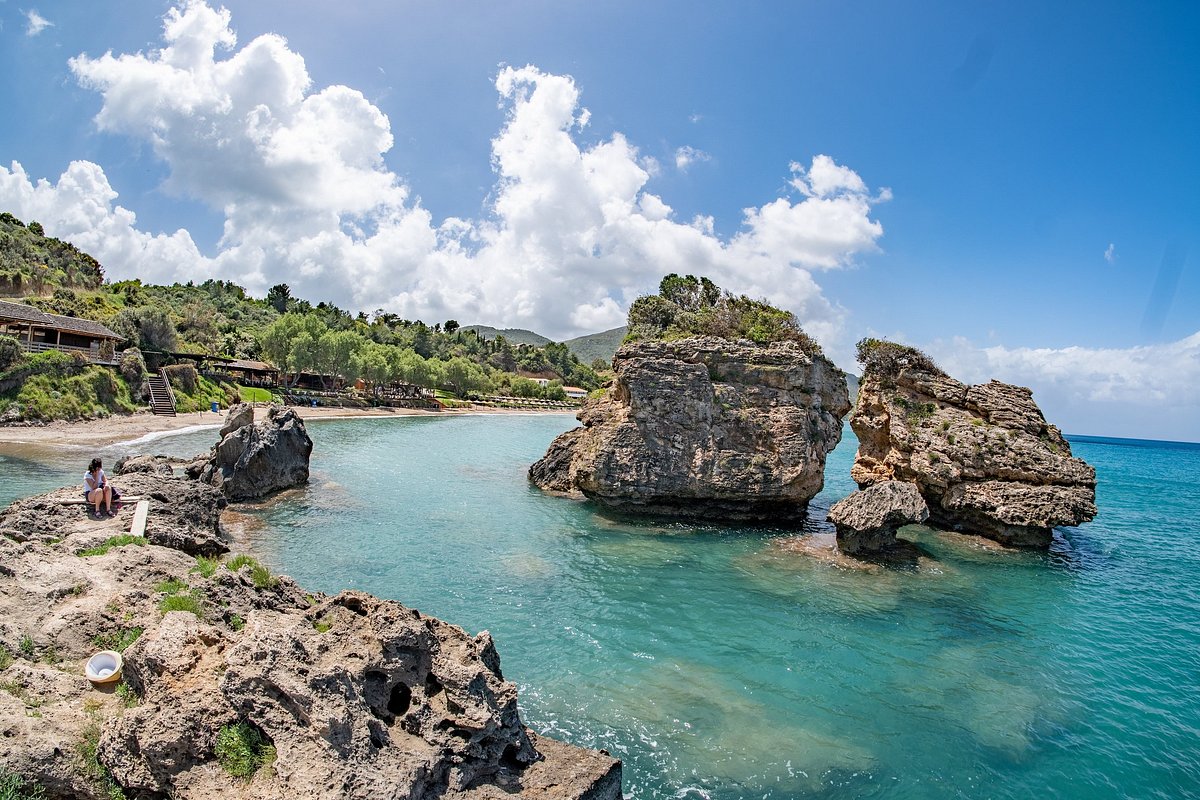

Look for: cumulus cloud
[0,0,888,343]
[25,9,53,36]
[1104,243,1116,263]
[928,333,1200,440]
[674,145,711,171]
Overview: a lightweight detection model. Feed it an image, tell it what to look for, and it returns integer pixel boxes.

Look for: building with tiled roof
[0,300,122,363]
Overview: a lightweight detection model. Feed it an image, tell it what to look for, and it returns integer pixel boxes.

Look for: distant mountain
[462,325,551,347]
[563,326,627,366]
[846,372,860,403]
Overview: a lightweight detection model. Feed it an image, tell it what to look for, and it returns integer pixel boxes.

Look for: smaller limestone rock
[219,402,255,438]
[114,454,177,476]
[828,481,929,554]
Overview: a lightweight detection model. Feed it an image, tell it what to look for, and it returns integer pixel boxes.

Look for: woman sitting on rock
[85,457,118,518]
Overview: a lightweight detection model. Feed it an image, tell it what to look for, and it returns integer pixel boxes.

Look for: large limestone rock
[200,405,313,500]
[530,336,850,521]
[0,478,621,800]
[827,480,929,554]
[851,364,1096,547]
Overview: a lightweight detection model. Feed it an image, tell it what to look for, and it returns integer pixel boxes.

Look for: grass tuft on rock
[0,645,12,670]
[0,769,46,800]
[77,719,125,800]
[159,592,203,616]
[78,536,146,557]
[215,721,276,779]
[92,627,143,654]
[191,556,219,578]
[226,555,278,589]
[153,578,187,595]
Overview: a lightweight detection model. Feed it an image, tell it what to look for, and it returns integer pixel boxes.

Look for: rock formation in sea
[198,404,313,500]
[849,339,1097,547]
[0,473,621,799]
[827,480,929,554]
[530,335,850,521]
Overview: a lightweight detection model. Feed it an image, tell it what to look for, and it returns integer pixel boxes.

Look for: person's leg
[103,485,113,514]
[88,488,102,515]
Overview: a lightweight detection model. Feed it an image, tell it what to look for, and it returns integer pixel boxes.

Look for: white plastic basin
[85,650,123,684]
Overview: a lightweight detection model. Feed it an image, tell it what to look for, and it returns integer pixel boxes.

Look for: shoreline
[0,404,577,449]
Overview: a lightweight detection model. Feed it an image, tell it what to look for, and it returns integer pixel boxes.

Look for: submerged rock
[0,476,621,800]
[827,480,929,554]
[850,342,1096,547]
[199,405,313,500]
[530,336,850,521]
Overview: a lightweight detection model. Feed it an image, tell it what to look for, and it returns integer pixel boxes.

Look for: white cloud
[0,1,888,344]
[25,9,53,36]
[1104,243,1116,263]
[928,333,1200,440]
[674,145,711,172]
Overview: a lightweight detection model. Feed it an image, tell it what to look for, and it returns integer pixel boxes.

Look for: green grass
[0,680,42,709]
[0,769,46,800]
[191,556,219,578]
[77,718,125,800]
[77,535,146,557]
[312,617,332,633]
[226,555,278,589]
[229,615,245,632]
[92,627,143,654]
[158,593,203,616]
[18,636,33,660]
[215,721,276,779]
[115,682,138,709]
[0,645,11,670]
[153,578,187,595]
[236,385,275,403]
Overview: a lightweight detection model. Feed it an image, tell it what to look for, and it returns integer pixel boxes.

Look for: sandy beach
[0,404,575,448]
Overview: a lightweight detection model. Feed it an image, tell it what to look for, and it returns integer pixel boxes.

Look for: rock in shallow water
[199,405,313,500]
[827,480,929,554]
[851,366,1096,547]
[529,336,850,521]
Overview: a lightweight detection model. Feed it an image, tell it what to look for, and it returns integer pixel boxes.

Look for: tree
[393,348,432,388]
[443,319,460,334]
[442,356,486,394]
[260,313,327,385]
[351,342,394,396]
[266,283,292,313]
[316,329,365,388]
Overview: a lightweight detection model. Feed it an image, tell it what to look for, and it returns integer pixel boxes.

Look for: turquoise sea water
[3,417,1199,799]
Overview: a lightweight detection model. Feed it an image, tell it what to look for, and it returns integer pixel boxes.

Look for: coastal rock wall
[850,367,1096,546]
[0,477,621,799]
[530,336,850,521]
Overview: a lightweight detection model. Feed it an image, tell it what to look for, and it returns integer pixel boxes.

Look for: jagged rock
[850,364,1097,547]
[199,406,313,500]
[0,477,621,800]
[530,336,849,521]
[114,454,177,476]
[219,402,255,438]
[827,480,929,554]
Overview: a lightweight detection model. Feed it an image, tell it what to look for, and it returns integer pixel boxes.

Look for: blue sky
[0,1,1197,439]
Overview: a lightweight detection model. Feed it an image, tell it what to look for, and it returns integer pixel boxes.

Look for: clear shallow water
[3,417,1198,799]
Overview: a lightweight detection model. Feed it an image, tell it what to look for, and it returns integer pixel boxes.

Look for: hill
[0,212,104,295]
[463,325,551,347]
[563,326,626,366]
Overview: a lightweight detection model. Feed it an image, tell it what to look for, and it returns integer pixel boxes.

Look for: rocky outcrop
[113,454,178,476]
[530,336,850,521]
[827,480,929,554]
[0,478,621,800]
[850,364,1096,547]
[199,405,313,500]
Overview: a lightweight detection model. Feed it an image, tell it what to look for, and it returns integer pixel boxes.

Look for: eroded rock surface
[530,336,850,521]
[827,480,929,554]
[199,405,313,500]
[851,365,1096,547]
[0,477,620,800]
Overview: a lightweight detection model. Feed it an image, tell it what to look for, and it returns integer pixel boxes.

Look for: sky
[0,1,1197,440]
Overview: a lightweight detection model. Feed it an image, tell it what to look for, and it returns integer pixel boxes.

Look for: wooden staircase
[147,370,176,416]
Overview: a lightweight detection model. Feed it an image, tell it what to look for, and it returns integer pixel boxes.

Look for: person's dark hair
[88,457,102,473]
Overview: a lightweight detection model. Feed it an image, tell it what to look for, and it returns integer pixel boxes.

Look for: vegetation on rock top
[625,274,825,356]
[855,337,944,379]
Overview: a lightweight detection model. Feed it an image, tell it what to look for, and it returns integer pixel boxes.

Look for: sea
[2,416,1198,799]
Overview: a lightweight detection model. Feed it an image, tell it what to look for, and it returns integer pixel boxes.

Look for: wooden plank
[58,496,144,506]
[129,500,150,537]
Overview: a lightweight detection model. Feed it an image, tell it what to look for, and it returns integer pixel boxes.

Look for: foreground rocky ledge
[851,363,1097,547]
[0,477,620,799]
[530,336,850,521]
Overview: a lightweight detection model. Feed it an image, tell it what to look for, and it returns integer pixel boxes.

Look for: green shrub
[855,338,944,380]
[0,645,11,670]
[153,578,187,595]
[215,721,275,779]
[191,556,219,578]
[18,637,34,660]
[0,336,23,372]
